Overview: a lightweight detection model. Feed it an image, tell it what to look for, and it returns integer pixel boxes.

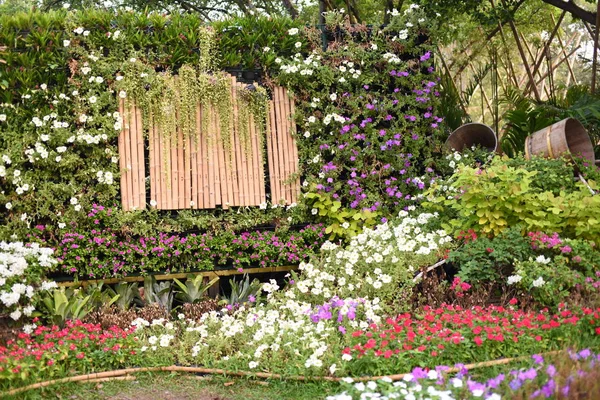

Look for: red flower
[417,345,426,352]
[595,327,600,335]
[47,360,54,366]
[509,298,518,306]
[535,335,542,341]
[474,336,483,346]
[486,248,494,253]
[76,352,85,359]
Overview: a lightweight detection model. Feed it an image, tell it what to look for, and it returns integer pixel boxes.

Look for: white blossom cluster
[0,242,58,320]
[279,52,320,75]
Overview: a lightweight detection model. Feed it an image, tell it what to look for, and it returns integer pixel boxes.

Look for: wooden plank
[168,114,177,210]
[266,97,279,206]
[274,86,288,205]
[289,96,300,204]
[200,104,210,208]
[135,105,146,209]
[256,110,267,205]
[118,99,131,212]
[230,76,242,206]
[129,105,140,211]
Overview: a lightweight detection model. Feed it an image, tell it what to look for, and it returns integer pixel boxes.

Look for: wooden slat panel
[281,88,293,204]
[249,113,260,205]
[135,105,146,209]
[195,104,204,209]
[256,111,266,205]
[158,127,168,210]
[206,105,216,208]
[129,105,141,210]
[118,99,131,212]
[189,123,197,209]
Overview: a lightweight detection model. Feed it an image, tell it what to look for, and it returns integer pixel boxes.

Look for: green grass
[5,372,340,400]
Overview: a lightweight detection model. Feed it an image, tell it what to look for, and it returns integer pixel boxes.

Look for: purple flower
[546,365,556,377]
[532,354,544,364]
[509,379,522,391]
[248,295,256,302]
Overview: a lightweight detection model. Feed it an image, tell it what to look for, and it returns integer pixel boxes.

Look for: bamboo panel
[158,127,168,210]
[177,122,186,209]
[266,97,280,206]
[149,116,157,208]
[281,88,293,203]
[256,111,267,205]
[230,77,242,207]
[238,83,251,206]
[289,96,300,204]
[275,86,288,205]
[212,105,224,207]
[135,105,146,210]
[189,125,197,209]
[118,99,131,212]
[249,113,260,205]
[194,105,203,209]
[206,105,216,208]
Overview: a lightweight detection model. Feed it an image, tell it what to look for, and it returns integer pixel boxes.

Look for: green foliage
[109,282,142,310]
[39,287,94,326]
[425,156,600,239]
[304,190,379,239]
[449,226,533,285]
[173,275,219,304]
[222,274,261,305]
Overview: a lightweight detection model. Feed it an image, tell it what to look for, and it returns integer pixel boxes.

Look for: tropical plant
[173,275,219,304]
[38,287,95,326]
[222,274,261,305]
[143,276,174,312]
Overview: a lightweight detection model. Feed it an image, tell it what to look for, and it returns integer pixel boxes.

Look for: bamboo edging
[4,351,563,396]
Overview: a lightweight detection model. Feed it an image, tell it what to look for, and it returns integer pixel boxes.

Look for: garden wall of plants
[0,7,445,279]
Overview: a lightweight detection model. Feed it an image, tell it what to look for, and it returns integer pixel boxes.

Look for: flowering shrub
[0,242,58,321]
[0,319,139,388]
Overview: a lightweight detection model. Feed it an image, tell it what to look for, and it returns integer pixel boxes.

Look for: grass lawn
[7,372,340,400]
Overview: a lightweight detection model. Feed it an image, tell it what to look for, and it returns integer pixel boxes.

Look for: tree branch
[281,0,299,19]
[540,0,596,26]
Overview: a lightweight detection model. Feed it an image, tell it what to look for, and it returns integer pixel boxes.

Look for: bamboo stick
[230,77,242,207]
[238,83,251,206]
[270,94,282,205]
[4,351,563,396]
[188,126,196,209]
[218,100,234,209]
[129,105,140,211]
[249,113,260,205]
[288,96,300,204]
[195,104,203,209]
[276,86,289,205]
[118,99,130,212]
[213,104,224,207]
[177,116,185,209]
[158,126,168,210]
[168,114,177,210]
[199,104,209,209]
[149,115,157,209]
[206,104,216,208]
[282,88,294,204]
[266,99,278,206]
[256,111,267,206]
[135,105,146,210]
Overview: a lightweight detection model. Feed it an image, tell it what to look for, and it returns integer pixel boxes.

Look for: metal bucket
[524,118,595,163]
[445,123,498,153]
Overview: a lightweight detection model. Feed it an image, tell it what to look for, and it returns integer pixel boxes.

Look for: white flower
[342,353,352,361]
[329,364,337,374]
[55,156,62,162]
[56,146,67,153]
[341,222,350,229]
[330,93,337,101]
[129,58,137,63]
[148,336,158,345]
[58,222,66,229]
[288,28,299,35]
[83,30,90,36]
[119,91,127,99]
[150,199,157,207]
[295,42,302,48]
[63,40,70,47]
[308,116,316,123]
[62,3,70,9]
[88,96,97,104]
[70,197,78,205]
[20,213,27,221]
[74,27,84,34]
[263,47,271,52]
[303,131,310,138]
[249,361,258,369]
[532,277,545,287]
[0,114,6,122]
[371,43,378,50]
[10,309,22,321]
[95,76,104,83]
[5,202,12,210]
[74,204,82,211]
[535,255,551,265]
[259,201,267,210]
[507,275,522,285]
[311,208,318,215]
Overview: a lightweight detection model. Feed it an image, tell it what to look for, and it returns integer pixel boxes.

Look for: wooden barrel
[525,118,595,163]
[445,123,497,153]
